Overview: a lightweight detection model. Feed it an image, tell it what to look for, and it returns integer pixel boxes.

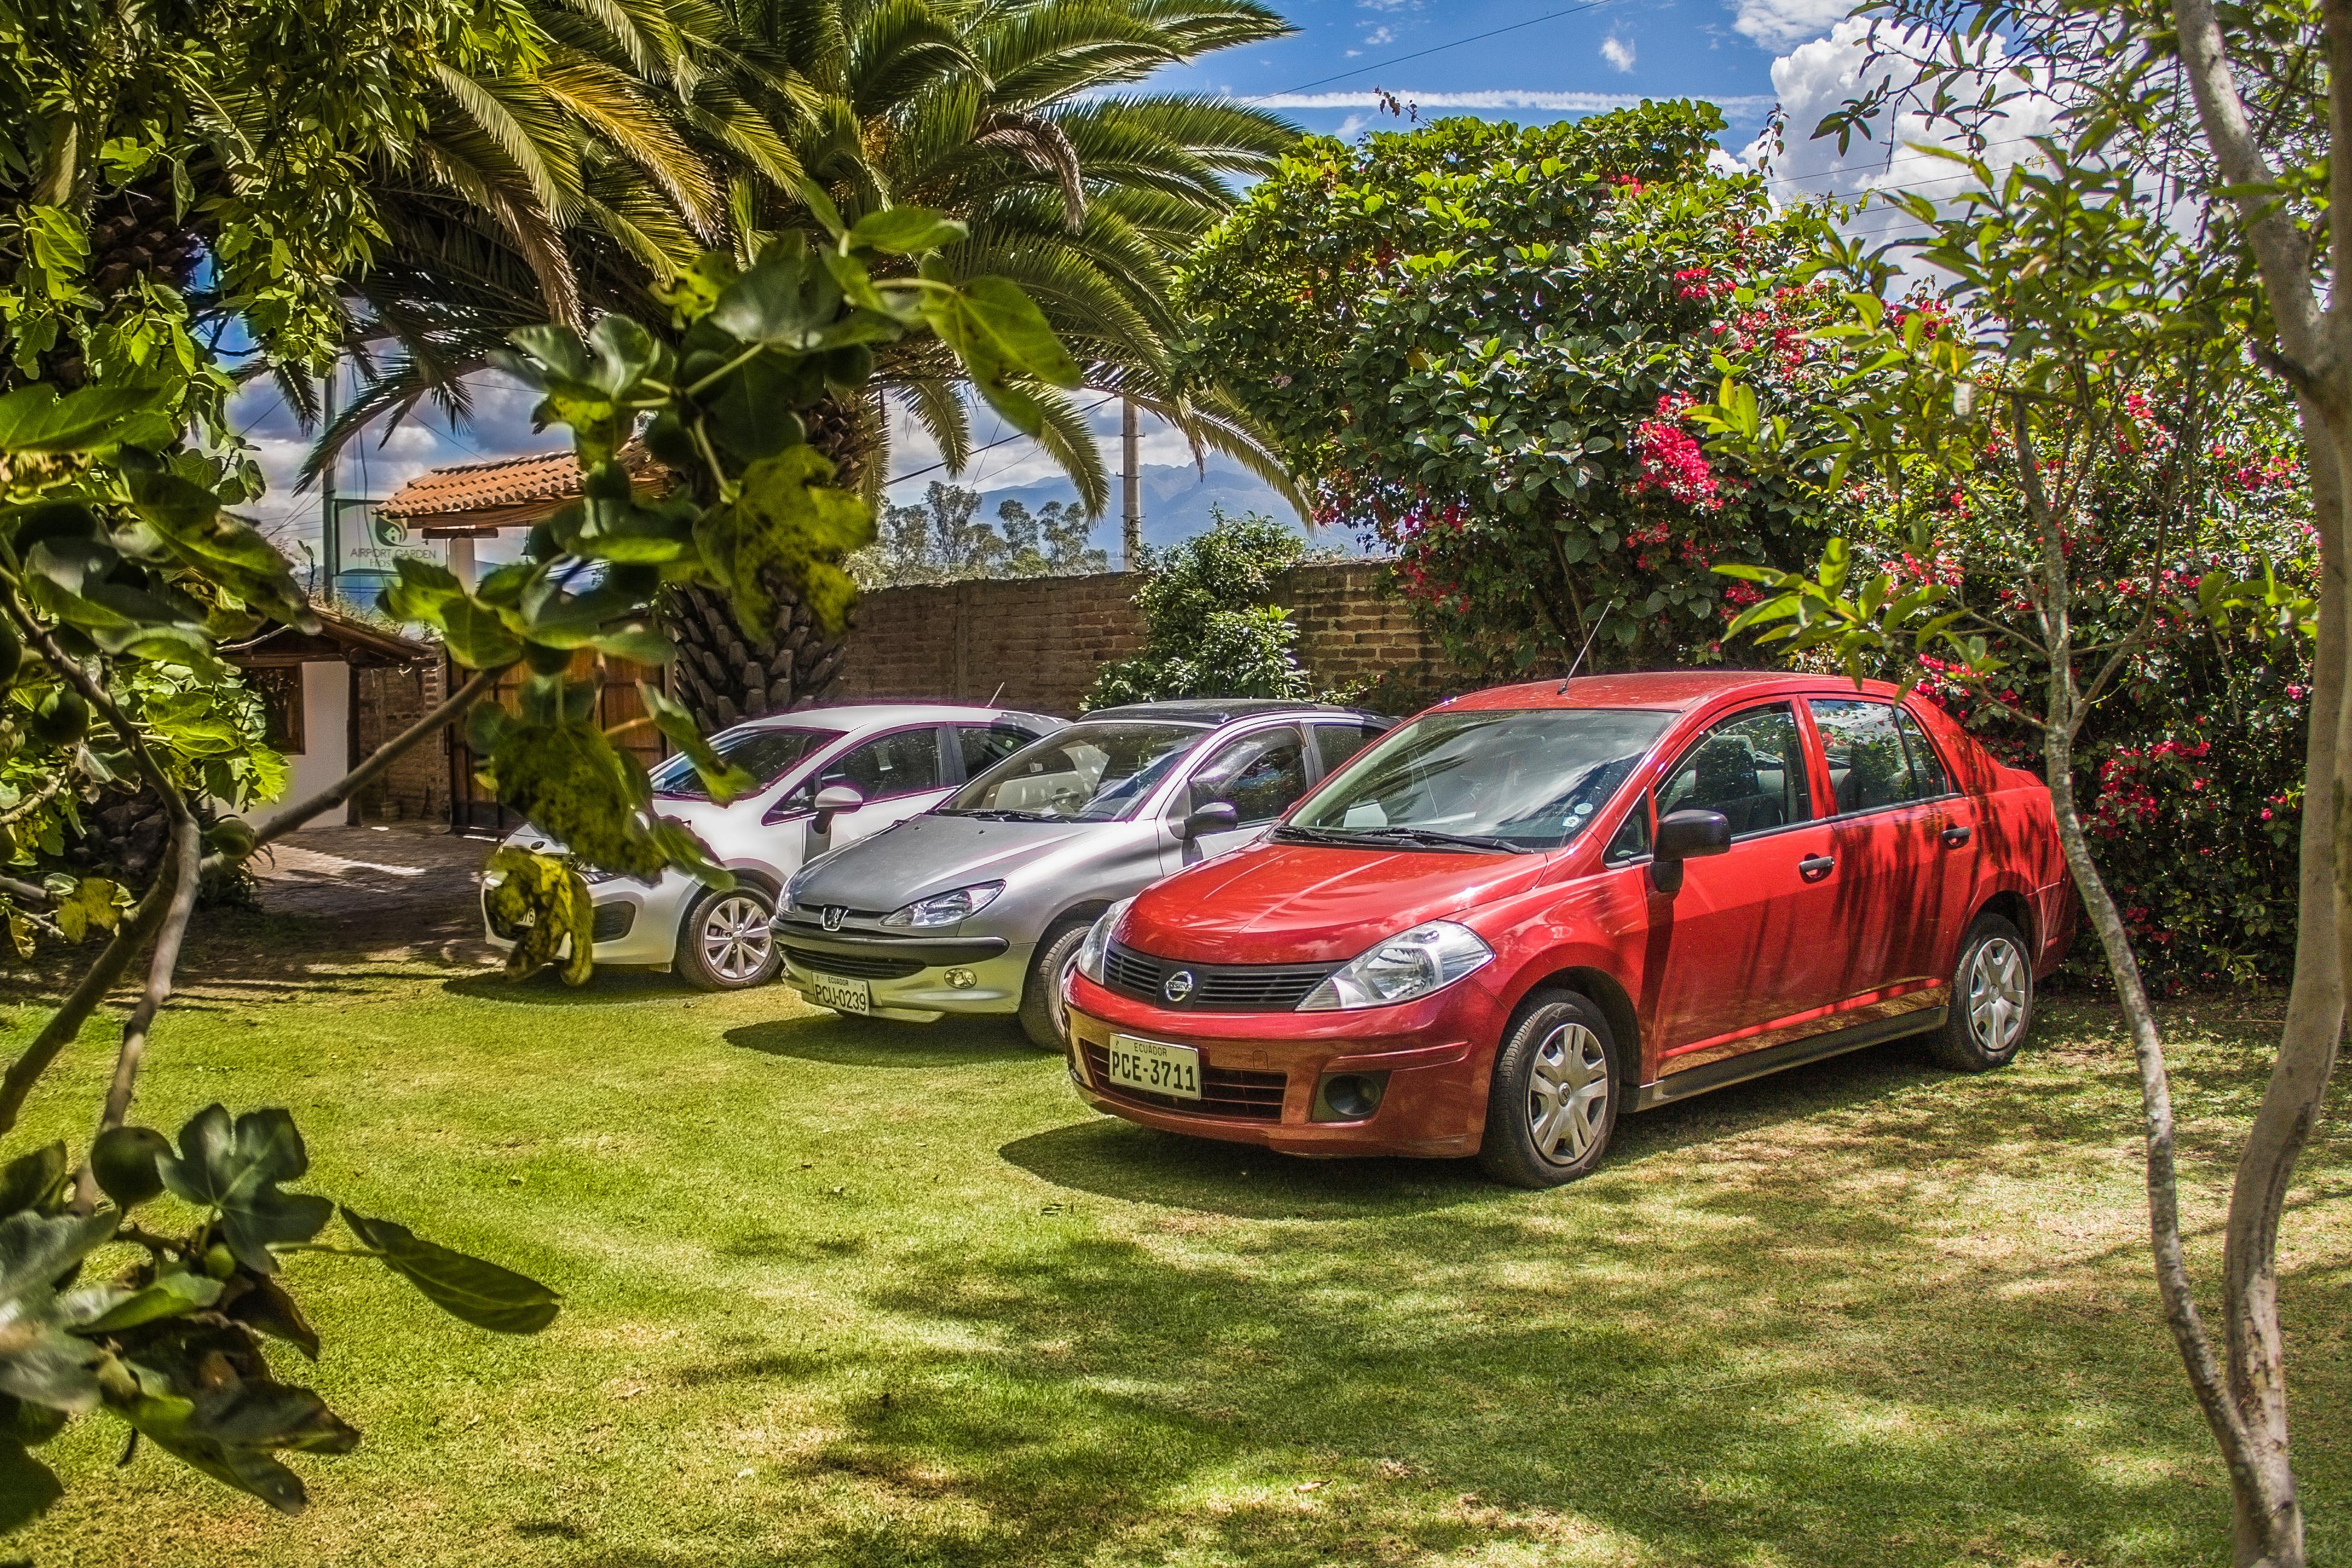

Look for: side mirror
[811,783,865,835]
[1650,809,1731,894]
[1175,801,1240,842]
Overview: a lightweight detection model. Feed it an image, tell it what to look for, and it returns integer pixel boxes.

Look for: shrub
[1085,511,1312,707]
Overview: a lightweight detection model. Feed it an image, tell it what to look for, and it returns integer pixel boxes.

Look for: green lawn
[6,912,2349,1567]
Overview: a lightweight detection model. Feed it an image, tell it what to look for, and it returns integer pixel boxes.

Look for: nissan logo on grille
[1163,969,1196,1004]
[821,906,846,932]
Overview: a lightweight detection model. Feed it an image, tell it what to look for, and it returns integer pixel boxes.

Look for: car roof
[721,702,1039,733]
[1440,670,1906,713]
[1080,698,1382,725]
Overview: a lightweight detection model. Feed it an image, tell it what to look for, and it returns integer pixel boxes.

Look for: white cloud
[1600,33,1636,73]
[1252,89,1775,116]
[1362,25,1394,47]
[1730,0,1857,50]
[1741,21,2061,207]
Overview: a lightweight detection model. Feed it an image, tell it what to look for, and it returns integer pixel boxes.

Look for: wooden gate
[448,652,671,835]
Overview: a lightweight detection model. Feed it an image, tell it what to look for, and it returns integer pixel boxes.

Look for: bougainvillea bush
[1177,101,1851,676]
[1903,391,2314,990]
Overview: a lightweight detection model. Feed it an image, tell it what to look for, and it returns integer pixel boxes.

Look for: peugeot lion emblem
[1163,969,1196,1004]
[821,906,846,932]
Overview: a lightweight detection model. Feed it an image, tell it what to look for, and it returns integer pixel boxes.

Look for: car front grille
[785,945,927,981]
[1100,942,1337,1012]
[1081,1044,1287,1121]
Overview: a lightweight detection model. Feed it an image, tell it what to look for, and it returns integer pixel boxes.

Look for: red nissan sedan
[1062,671,2075,1186]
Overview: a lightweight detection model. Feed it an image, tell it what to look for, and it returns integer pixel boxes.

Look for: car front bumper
[1060,969,1503,1157]
[771,917,1030,1022]
[480,871,691,969]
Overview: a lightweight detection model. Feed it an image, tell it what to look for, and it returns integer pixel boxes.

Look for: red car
[1063,671,2074,1186]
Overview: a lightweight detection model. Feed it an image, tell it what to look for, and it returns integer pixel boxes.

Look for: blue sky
[237,0,1953,569]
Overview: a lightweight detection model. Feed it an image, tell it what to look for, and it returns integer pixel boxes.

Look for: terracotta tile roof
[379,443,663,522]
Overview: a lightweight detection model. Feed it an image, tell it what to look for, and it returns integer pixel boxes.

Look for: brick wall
[832,559,1475,716]
[354,661,451,823]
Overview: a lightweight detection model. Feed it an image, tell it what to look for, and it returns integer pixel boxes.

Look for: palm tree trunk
[661,394,875,728]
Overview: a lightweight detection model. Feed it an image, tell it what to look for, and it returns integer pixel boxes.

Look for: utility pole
[1120,399,1142,569]
[319,359,340,607]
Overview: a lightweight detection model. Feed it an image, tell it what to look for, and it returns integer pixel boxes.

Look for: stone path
[250,823,494,953]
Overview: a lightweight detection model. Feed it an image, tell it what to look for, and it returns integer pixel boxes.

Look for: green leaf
[155,1107,333,1275]
[113,1336,358,1515]
[0,384,172,452]
[341,1209,560,1335]
[791,175,848,238]
[846,208,967,255]
[434,597,526,671]
[50,877,122,944]
[0,1143,68,1218]
[693,445,873,639]
[68,1269,222,1333]
[949,277,1081,388]
[636,683,752,803]
[0,1209,117,1414]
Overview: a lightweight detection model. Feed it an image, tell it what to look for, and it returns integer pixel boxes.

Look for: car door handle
[1941,825,1973,849]
[1798,854,1836,882]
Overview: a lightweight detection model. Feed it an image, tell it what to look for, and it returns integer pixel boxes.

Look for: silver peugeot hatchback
[771,700,1392,1046]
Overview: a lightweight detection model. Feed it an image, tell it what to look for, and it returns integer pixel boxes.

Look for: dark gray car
[771,700,1392,1046]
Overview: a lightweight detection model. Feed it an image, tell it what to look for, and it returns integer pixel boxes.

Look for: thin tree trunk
[0,861,178,1137]
[71,809,201,1210]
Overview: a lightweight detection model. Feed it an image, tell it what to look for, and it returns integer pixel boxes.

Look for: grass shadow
[999,1116,1495,1219]
[725,1016,1037,1068]
[439,970,697,1006]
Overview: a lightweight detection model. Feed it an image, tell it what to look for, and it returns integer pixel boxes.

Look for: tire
[1019,920,1093,1051]
[1930,913,2034,1071]
[676,886,780,991]
[1477,988,1623,1188]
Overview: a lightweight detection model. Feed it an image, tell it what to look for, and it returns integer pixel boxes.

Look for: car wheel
[1930,912,2034,1071]
[1018,920,1093,1051]
[1477,988,1622,1188]
[677,886,780,991]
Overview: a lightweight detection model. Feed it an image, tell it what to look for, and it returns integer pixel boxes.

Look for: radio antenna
[1557,613,1606,696]
[984,681,1005,708]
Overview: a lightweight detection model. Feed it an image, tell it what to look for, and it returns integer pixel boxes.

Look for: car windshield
[943,720,1208,821]
[1284,708,1673,852]
[647,724,841,800]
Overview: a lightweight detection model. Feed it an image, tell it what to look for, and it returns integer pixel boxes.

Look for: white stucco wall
[245,661,351,829]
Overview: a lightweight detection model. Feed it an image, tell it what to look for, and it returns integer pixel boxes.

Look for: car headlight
[1074,896,1134,985]
[575,864,622,886]
[782,866,815,913]
[881,880,1005,930]
[1297,920,1493,1011]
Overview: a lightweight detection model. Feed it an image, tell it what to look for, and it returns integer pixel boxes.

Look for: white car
[481,703,1064,988]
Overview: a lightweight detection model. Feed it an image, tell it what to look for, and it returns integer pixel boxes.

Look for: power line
[1241,0,1639,102]
[889,394,1120,488]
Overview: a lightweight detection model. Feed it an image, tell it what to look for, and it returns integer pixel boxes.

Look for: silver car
[481,703,1063,989]
[771,700,1392,1045]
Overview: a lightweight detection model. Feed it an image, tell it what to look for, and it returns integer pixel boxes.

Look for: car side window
[1655,704,1814,837]
[956,723,1034,778]
[1895,708,1953,797]
[1188,727,1311,825]
[822,729,944,801]
[1604,790,1653,863]
[1312,721,1388,777]
[1810,698,1929,814]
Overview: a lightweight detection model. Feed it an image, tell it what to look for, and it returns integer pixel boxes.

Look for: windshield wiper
[937,808,1060,822]
[1275,824,1531,854]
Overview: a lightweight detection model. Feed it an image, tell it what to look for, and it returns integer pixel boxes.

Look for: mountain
[959,452,1367,562]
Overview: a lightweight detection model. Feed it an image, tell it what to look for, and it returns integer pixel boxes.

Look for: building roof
[378,443,663,533]
[227,604,435,668]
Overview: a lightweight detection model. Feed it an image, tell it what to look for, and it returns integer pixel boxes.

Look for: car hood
[790,811,1109,907]
[1125,842,1557,965]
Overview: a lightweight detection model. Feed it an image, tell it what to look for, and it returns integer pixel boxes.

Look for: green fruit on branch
[206,818,258,861]
[203,1242,237,1279]
[30,687,88,747]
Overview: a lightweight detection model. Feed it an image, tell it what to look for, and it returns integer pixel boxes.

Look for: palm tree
[324,0,1299,724]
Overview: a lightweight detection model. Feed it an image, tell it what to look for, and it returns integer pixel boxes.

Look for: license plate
[1104,1034,1201,1100]
[805,973,871,1014]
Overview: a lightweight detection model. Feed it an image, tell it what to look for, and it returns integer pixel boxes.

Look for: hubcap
[1527,1021,1609,1165]
[1967,936,2029,1051]
[701,895,773,983]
